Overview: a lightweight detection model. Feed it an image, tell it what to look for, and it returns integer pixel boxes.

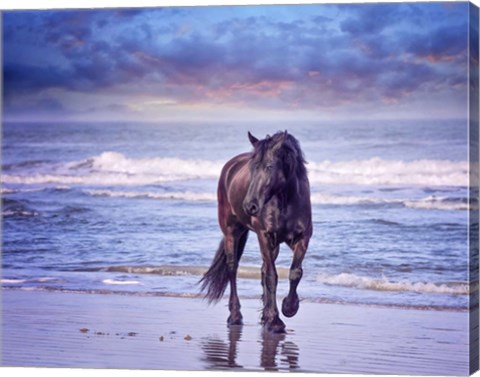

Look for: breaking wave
[317,273,470,295]
[310,193,472,211]
[1,152,468,187]
[308,158,468,187]
[74,265,290,280]
[82,189,470,210]
[2,187,469,212]
[85,189,216,202]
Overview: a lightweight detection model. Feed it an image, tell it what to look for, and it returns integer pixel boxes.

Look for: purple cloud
[2,2,470,120]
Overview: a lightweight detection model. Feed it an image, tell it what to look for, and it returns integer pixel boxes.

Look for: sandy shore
[1,289,471,374]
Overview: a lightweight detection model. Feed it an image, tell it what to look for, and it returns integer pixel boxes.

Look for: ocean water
[1,120,472,311]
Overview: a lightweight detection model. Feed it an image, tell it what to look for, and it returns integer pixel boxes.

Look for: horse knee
[289,267,303,281]
[263,265,278,284]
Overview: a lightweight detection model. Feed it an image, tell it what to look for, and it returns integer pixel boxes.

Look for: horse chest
[253,204,301,245]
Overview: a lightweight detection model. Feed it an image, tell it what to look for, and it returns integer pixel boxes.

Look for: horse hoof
[265,318,286,334]
[227,315,243,326]
[282,296,299,318]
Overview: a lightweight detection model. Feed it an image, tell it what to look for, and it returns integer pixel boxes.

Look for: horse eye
[266,165,273,171]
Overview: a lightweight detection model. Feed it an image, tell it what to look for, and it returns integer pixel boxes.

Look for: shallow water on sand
[2,291,471,374]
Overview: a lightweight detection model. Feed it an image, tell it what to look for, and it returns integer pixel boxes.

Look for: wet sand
[1,290,471,374]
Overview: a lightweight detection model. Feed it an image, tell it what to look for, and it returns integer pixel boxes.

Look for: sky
[2,2,472,122]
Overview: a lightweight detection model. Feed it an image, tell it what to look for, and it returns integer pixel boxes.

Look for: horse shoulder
[218,153,248,195]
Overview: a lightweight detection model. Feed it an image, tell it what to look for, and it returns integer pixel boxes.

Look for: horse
[200,130,312,333]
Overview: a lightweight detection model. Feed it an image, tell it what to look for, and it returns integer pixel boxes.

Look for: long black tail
[199,238,229,303]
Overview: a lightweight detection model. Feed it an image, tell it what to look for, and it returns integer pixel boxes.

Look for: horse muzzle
[244,200,260,217]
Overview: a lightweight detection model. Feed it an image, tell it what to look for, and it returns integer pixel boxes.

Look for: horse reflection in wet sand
[200,131,312,333]
[201,326,300,371]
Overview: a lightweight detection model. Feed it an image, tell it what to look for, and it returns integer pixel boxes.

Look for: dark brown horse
[200,131,312,333]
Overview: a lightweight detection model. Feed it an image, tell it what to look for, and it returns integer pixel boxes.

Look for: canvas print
[1,1,479,374]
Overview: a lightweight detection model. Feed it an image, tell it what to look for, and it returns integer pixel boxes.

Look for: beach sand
[1,289,471,375]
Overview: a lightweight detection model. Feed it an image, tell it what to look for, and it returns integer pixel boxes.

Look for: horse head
[243,130,302,217]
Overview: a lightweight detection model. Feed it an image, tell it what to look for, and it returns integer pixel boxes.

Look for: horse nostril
[244,201,259,216]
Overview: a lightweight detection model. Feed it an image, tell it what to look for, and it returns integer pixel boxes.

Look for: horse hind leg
[282,239,308,318]
[226,229,248,326]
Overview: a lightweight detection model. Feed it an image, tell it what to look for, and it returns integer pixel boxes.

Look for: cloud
[2,3,470,121]
[340,3,411,35]
[3,63,73,98]
[5,96,69,120]
[406,24,468,63]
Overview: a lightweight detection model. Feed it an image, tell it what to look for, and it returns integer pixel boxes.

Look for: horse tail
[200,238,229,303]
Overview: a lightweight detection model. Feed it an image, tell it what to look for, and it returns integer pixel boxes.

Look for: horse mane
[252,131,307,179]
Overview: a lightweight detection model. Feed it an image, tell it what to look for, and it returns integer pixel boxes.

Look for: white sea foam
[1,278,27,284]
[1,188,17,194]
[1,152,469,187]
[83,189,470,210]
[317,273,469,295]
[2,152,222,186]
[1,187,46,194]
[35,277,60,283]
[308,158,468,187]
[85,189,216,202]
[86,265,290,279]
[1,277,59,284]
[2,173,179,186]
[311,193,471,210]
[102,279,142,285]
[2,210,39,217]
[87,151,222,178]
[403,197,470,211]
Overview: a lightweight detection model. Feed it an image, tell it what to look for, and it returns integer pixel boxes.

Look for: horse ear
[248,132,259,146]
[283,130,288,140]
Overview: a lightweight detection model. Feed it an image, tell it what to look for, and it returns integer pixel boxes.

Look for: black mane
[252,131,307,178]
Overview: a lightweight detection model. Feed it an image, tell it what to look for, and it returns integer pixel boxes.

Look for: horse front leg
[282,238,308,318]
[225,230,248,326]
[258,234,285,333]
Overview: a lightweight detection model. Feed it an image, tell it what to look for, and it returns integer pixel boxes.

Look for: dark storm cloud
[2,2,470,118]
[3,63,73,95]
[340,3,411,35]
[406,25,468,62]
